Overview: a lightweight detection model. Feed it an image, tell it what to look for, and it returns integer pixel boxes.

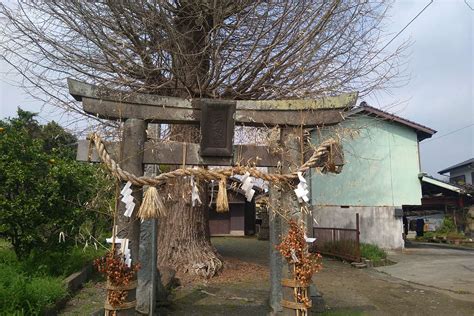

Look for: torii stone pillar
[269,172,283,313]
[117,118,146,316]
[269,127,304,315]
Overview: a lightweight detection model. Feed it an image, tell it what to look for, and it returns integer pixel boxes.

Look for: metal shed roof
[419,174,463,194]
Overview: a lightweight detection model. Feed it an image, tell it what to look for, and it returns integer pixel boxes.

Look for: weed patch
[0,240,105,314]
[360,243,387,264]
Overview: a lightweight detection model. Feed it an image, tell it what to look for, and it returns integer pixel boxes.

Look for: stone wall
[312,205,404,249]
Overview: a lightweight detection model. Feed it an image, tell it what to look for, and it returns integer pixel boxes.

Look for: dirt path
[161,237,271,315]
[61,237,474,315]
[60,277,106,316]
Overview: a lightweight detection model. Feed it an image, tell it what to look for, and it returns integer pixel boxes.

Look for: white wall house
[438,159,474,185]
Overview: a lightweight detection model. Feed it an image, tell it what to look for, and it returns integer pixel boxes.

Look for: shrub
[437,217,456,234]
[0,109,112,258]
[416,231,436,241]
[360,243,387,263]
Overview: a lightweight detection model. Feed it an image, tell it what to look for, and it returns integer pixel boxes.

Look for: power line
[367,0,434,65]
[421,123,474,143]
[380,1,434,55]
[465,0,474,11]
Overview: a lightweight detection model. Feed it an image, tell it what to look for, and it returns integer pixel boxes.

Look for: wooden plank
[77,140,280,167]
[77,140,342,167]
[68,78,358,111]
[81,97,344,127]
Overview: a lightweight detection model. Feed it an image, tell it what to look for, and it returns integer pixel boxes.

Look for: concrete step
[351,262,367,269]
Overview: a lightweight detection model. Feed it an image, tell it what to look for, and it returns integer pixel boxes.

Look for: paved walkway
[376,243,474,298]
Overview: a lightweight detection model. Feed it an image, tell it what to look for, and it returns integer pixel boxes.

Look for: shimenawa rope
[88,132,339,187]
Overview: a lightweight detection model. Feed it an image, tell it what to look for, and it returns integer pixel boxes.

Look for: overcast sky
[366,0,473,179]
[0,1,473,178]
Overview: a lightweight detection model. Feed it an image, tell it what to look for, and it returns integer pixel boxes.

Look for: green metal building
[310,103,436,249]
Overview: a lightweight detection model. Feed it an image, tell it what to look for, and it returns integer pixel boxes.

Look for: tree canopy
[0,1,407,121]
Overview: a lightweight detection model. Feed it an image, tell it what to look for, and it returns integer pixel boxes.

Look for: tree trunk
[156,6,223,278]
[157,176,223,278]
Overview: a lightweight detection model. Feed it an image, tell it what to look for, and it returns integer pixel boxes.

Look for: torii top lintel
[67,78,358,127]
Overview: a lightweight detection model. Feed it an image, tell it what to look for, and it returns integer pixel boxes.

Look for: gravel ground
[61,237,474,315]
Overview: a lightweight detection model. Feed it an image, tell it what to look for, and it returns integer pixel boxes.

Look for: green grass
[0,240,105,314]
[21,246,106,278]
[0,259,66,314]
[360,243,387,263]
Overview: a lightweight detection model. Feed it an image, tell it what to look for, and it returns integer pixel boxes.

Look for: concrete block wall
[312,205,404,249]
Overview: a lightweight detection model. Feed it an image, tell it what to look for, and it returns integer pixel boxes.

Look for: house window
[450,175,466,185]
[471,172,474,185]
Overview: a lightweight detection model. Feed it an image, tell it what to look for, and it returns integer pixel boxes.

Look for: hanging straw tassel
[216,177,229,213]
[137,186,166,219]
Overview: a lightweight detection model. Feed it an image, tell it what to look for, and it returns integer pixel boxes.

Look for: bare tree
[0,0,408,277]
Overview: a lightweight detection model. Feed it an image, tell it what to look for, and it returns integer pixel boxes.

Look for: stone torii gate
[69,78,356,315]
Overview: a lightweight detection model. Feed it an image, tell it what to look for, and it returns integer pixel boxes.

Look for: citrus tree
[0,109,110,258]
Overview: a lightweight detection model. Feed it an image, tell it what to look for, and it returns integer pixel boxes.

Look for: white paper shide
[121,181,135,217]
[106,226,132,267]
[191,176,202,207]
[240,172,256,202]
[294,172,309,203]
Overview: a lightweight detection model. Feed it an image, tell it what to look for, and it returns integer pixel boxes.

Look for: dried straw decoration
[277,220,322,315]
[137,186,166,219]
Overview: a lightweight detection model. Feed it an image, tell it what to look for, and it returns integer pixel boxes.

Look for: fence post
[355,213,360,262]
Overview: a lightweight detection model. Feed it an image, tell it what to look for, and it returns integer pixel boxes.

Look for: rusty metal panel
[310,213,361,262]
[199,100,236,157]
